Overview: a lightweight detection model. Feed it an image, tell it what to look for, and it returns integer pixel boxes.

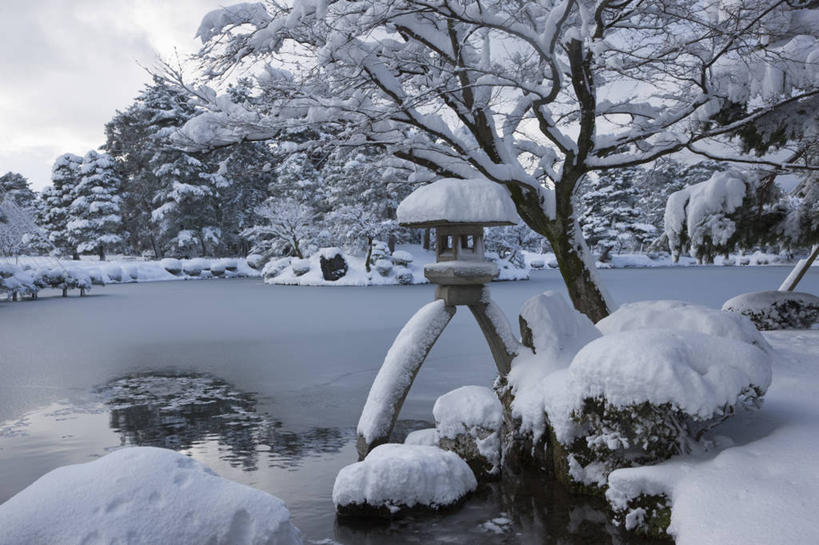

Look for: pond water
[1,267,816,544]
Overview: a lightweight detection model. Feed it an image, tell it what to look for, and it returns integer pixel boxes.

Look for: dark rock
[320,252,348,281]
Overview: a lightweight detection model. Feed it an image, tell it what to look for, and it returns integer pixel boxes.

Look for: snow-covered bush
[87,268,106,286]
[291,258,311,277]
[63,269,92,296]
[0,263,38,300]
[160,258,183,276]
[182,259,205,277]
[0,447,303,545]
[122,264,139,282]
[723,291,819,330]
[545,330,771,495]
[374,259,393,277]
[210,261,226,276]
[262,257,291,280]
[433,386,503,478]
[596,300,771,352]
[333,444,476,517]
[246,253,267,270]
[222,258,239,272]
[391,250,413,266]
[404,429,439,447]
[102,264,122,282]
[395,266,414,285]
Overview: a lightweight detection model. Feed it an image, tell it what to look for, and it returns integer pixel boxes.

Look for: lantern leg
[468,297,521,376]
[355,300,457,460]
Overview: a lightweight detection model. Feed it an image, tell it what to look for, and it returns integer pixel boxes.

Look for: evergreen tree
[0,172,36,207]
[40,154,83,258]
[66,151,125,260]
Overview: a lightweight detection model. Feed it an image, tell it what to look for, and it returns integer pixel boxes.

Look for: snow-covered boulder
[529,258,545,269]
[123,263,140,281]
[597,299,771,352]
[333,444,476,517]
[183,258,208,277]
[397,178,520,226]
[391,250,413,266]
[433,386,503,478]
[222,258,239,272]
[161,258,183,276]
[550,329,772,493]
[0,447,303,545]
[291,258,311,277]
[722,290,819,330]
[374,259,393,276]
[319,248,347,281]
[247,253,268,270]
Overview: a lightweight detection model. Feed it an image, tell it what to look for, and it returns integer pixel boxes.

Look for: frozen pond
[1,267,816,543]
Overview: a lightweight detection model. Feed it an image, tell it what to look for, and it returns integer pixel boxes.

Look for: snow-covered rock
[0,447,303,545]
[210,261,227,276]
[722,290,819,330]
[262,257,291,279]
[597,299,771,352]
[332,444,477,517]
[433,386,503,477]
[397,178,519,226]
[404,428,439,446]
[319,248,347,281]
[247,253,267,270]
[291,258,311,276]
[374,258,393,276]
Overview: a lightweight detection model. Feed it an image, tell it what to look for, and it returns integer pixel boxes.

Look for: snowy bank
[0,447,302,545]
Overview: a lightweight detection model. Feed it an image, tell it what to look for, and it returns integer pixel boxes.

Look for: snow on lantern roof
[397,178,519,227]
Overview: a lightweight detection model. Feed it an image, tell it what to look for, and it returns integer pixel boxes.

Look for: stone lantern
[355,178,523,458]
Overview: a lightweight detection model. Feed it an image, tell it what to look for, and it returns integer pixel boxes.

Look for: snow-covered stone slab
[433,386,503,477]
[0,446,303,545]
[596,299,771,352]
[332,444,477,517]
[722,290,819,330]
[397,178,519,227]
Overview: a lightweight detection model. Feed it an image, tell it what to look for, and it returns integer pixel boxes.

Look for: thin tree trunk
[423,228,431,250]
[98,246,105,261]
[365,237,373,273]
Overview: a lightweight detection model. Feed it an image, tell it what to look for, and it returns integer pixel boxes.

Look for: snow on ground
[332,444,477,513]
[0,446,303,545]
[606,330,819,545]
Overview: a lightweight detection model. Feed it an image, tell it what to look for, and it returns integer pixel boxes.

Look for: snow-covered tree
[176,0,819,321]
[243,197,317,259]
[40,153,83,258]
[66,151,125,260]
[0,172,36,208]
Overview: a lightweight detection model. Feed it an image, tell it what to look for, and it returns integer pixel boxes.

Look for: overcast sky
[0,0,225,190]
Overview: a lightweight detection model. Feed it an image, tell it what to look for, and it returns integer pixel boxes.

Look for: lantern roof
[397,178,519,228]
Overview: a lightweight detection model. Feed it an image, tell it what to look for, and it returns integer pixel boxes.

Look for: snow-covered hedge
[723,290,819,330]
[0,447,303,545]
[333,444,477,517]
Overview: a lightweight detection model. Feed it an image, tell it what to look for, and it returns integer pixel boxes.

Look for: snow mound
[404,428,439,446]
[723,290,819,330]
[433,386,502,440]
[0,446,302,545]
[570,329,772,419]
[597,299,771,352]
[397,178,519,226]
[332,444,476,515]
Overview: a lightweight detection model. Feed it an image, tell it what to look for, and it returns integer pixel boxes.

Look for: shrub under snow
[160,258,183,275]
[723,290,819,330]
[0,447,303,545]
[332,444,477,517]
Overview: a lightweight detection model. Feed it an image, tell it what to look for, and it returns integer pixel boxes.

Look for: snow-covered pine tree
[40,153,83,259]
[66,151,125,261]
[579,167,651,260]
[0,172,36,207]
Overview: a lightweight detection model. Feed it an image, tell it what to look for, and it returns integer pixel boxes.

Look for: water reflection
[97,372,350,471]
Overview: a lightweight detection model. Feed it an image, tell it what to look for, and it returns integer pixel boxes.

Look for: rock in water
[0,446,303,545]
[333,444,476,517]
[723,291,819,330]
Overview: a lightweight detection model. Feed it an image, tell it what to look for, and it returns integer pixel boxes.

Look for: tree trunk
[388,234,396,253]
[72,251,79,261]
[365,237,373,273]
[292,237,303,259]
[98,246,105,261]
[508,182,612,323]
[779,244,819,291]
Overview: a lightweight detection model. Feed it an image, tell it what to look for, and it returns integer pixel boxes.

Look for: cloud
[0,0,223,190]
